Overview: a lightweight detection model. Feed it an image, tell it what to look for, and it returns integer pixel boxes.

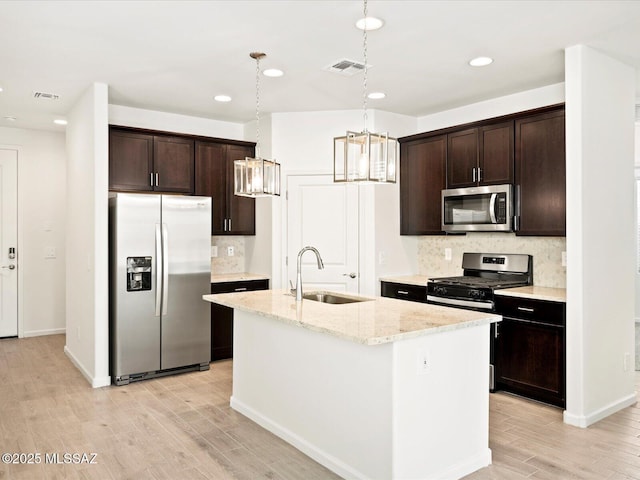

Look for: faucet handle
[289,280,296,295]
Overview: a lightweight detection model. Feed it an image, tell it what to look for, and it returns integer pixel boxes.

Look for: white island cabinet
[203,289,500,480]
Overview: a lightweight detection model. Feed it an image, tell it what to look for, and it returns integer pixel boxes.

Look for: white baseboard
[232,396,491,480]
[22,327,66,338]
[64,345,111,389]
[564,393,638,427]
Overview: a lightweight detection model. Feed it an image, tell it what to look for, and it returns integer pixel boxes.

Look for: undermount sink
[302,291,372,305]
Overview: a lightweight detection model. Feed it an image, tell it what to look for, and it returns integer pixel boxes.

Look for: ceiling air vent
[323,58,369,77]
[32,91,60,100]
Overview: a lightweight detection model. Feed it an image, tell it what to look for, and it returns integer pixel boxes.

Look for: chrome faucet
[291,246,324,301]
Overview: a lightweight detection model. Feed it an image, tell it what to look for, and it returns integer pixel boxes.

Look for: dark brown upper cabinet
[195,141,255,235]
[515,109,566,236]
[446,122,514,189]
[109,127,194,194]
[400,135,447,235]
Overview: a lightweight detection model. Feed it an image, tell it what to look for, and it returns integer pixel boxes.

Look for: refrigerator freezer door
[110,193,162,378]
[160,195,212,370]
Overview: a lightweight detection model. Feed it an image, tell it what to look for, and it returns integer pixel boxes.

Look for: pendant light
[333,0,397,183]
[234,52,281,197]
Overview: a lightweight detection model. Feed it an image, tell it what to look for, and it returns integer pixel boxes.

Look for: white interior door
[0,149,18,337]
[287,175,359,294]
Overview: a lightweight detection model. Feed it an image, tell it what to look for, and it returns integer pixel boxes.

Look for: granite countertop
[211,272,270,284]
[495,286,566,303]
[203,288,500,346]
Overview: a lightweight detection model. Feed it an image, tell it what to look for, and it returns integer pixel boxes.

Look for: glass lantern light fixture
[333,0,397,184]
[234,52,281,197]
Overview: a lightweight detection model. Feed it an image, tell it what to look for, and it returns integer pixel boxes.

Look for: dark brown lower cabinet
[210,279,269,361]
[494,296,566,407]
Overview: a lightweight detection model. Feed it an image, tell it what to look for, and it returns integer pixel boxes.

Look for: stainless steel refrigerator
[109,193,211,385]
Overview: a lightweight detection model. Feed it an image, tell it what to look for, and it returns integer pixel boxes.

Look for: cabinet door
[154,136,194,193]
[109,129,154,191]
[494,317,565,407]
[400,135,447,235]
[478,121,513,185]
[195,141,227,235]
[515,109,566,235]
[210,279,269,361]
[226,145,256,235]
[446,128,478,188]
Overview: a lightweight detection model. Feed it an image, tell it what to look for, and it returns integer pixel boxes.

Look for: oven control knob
[469,290,484,299]
[434,286,447,295]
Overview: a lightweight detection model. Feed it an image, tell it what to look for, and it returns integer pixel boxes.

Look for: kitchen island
[203,289,500,480]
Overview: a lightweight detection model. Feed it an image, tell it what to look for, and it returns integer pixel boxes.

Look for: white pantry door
[287,175,359,294]
[0,148,18,337]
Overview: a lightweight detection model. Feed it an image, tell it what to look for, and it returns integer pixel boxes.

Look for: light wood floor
[0,335,638,480]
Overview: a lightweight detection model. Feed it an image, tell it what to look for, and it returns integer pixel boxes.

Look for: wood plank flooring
[0,334,638,479]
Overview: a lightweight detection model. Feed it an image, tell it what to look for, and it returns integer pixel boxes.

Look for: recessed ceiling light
[368,92,386,100]
[3,116,16,122]
[263,68,284,78]
[214,95,232,102]
[356,16,384,31]
[53,119,67,125]
[0,87,3,93]
[469,56,493,67]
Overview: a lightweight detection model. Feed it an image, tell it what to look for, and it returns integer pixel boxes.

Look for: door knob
[1,264,15,270]
[342,272,357,279]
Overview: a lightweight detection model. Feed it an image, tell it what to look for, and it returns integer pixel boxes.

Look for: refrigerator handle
[155,224,162,316]
[161,223,169,315]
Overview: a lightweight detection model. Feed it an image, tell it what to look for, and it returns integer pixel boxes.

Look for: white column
[564,45,637,426]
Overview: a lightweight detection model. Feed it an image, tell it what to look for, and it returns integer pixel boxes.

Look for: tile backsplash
[211,236,245,274]
[418,233,566,288]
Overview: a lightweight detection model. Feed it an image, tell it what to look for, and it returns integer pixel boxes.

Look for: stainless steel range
[427,253,533,311]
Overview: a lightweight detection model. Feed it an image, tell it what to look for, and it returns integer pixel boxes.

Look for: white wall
[417,83,565,132]
[0,127,66,337]
[109,105,245,140]
[64,83,110,388]
[564,46,637,426]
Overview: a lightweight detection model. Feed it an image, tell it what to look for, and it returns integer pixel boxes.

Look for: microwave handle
[489,193,498,224]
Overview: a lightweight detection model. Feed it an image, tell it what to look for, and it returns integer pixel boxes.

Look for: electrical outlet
[624,352,631,372]
[44,246,56,259]
[211,246,218,258]
[417,349,430,375]
[445,248,452,261]
[227,246,234,257]
[561,251,567,267]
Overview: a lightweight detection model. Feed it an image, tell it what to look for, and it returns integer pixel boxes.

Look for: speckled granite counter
[205,288,495,479]
[203,288,499,346]
[210,272,270,283]
[496,285,566,303]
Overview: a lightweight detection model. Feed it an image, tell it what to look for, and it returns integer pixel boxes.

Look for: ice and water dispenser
[126,257,152,291]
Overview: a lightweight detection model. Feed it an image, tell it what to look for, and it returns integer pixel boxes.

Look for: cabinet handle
[150,173,154,187]
[223,219,228,232]
[477,167,482,182]
[517,306,535,313]
[228,218,232,231]
[495,323,500,338]
[234,287,248,292]
[472,167,476,182]
[155,173,159,186]
[397,290,409,295]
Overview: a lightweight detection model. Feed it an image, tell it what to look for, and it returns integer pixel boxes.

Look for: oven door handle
[489,193,498,224]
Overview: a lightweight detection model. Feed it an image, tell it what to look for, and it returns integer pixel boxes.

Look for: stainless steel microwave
[442,184,513,232]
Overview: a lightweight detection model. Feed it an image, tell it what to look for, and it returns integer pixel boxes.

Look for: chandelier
[333,0,397,183]
[234,52,281,197]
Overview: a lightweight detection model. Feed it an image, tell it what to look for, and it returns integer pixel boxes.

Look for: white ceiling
[1,0,640,132]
